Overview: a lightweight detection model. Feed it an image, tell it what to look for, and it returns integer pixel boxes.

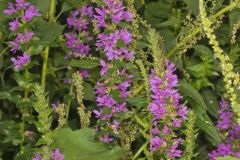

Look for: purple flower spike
[100,59,108,76]
[32,148,64,160]
[217,99,232,130]
[50,148,64,160]
[93,0,135,144]
[3,3,16,15]
[96,95,117,107]
[94,7,107,28]
[148,60,188,158]
[79,70,89,78]
[32,153,42,160]
[93,109,102,118]
[22,5,41,21]
[99,134,113,143]
[81,5,94,17]
[11,52,30,69]
[209,100,240,159]
[15,0,31,10]
[150,136,164,152]
[51,100,60,113]
[9,31,34,52]
[167,139,182,159]
[9,18,20,31]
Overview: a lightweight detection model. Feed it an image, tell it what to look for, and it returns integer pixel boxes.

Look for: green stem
[0,47,10,56]
[166,1,240,58]
[65,82,74,123]
[133,142,148,160]
[20,70,29,153]
[41,47,49,87]
[41,0,56,88]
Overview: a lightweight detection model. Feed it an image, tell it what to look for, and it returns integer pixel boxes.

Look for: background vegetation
[0,0,240,160]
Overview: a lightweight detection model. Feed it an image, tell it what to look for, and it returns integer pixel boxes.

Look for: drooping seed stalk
[199,0,240,122]
[166,0,240,58]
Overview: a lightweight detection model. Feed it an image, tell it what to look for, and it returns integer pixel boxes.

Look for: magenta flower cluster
[11,52,31,69]
[32,148,64,160]
[4,0,40,21]
[96,29,134,60]
[94,70,133,143]
[209,100,240,159]
[3,0,41,69]
[92,0,134,143]
[94,0,134,60]
[94,0,133,28]
[65,6,94,58]
[148,61,188,159]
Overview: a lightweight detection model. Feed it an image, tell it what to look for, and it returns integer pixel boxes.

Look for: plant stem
[0,47,10,56]
[41,0,56,88]
[133,142,148,160]
[166,1,240,58]
[65,82,74,123]
[20,70,29,153]
[41,47,49,87]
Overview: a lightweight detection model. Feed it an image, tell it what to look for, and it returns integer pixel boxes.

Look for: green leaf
[194,45,213,60]
[229,8,240,32]
[0,92,10,100]
[34,19,65,45]
[179,81,207,110]
[217,156,239,160]
[30,0,51,13]
[0,1,9,26]
[179,81,221,145]
[83,82,95,101]
[183,0,199,15]
[60,1,75,14]
[69,59,100,69]
[134,0,145,10]
[135,41,149,49]
[13,73,39,86]
[52,128,123,160]
[112,60,137,70]
[201,89,219,118]
[127,97,148,107]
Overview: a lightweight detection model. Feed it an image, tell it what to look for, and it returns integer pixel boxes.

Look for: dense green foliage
[0,0,240,160]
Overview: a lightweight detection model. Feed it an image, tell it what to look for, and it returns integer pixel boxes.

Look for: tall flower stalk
[4,0,41,69]
[148,61,188,159]
[3,0,41,154]
[65,5,94,58]
[92,0,135,145]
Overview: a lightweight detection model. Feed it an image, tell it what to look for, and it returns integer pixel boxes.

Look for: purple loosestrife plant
[65,5,94,58]
[96,29,134,60]
[148,60,188,159]
[94,70,132,143]
[209,100,240,159]
[93,0,135,143]
[4,0,40,70]
[11,52,30,69]
[94,0,133,28]
[94,0,134,61]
